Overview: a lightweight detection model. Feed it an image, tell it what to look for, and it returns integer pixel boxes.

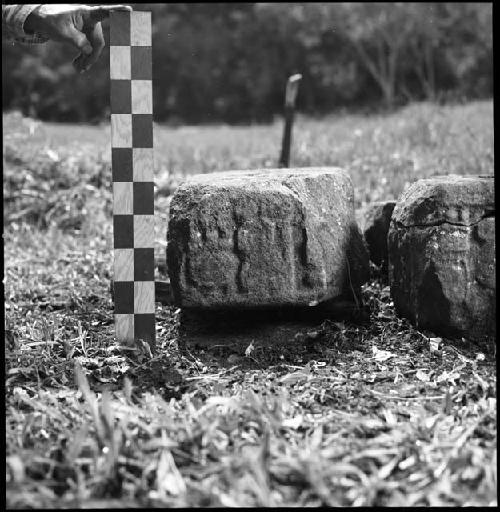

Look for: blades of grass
[155,447,186,498]
[74,361,105,446]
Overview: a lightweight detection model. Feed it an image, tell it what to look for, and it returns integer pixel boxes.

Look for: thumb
[60,24,93,55]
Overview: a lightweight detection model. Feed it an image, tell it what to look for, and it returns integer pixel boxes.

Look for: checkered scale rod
[109,10,155,347]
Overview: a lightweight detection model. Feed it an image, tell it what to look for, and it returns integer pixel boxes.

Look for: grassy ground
[4,101,496,507]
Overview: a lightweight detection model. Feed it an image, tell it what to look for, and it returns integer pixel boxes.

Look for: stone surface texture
[356,200,396,270]
[167,168,369,309]
[388,175,495,338]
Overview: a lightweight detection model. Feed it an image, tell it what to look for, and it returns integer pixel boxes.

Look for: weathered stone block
[388,175,495,339]
[167,168,369,309]
[356,200,396,271]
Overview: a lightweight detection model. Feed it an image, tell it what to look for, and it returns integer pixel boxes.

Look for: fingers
[78,22,106,72]
[61,23,92,73]
[60,24,93,55]
[72,53,86,73]
[88,5,132,23]
[72,5,132,73]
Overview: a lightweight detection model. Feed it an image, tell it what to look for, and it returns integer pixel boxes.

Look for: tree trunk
[352,39,397,109]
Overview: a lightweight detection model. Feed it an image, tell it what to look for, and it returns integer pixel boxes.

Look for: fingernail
[83,44,92,55]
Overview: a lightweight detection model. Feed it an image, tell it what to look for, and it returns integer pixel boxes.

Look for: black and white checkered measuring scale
[109,10,155,347]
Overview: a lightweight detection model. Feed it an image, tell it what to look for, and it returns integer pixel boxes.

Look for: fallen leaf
[416,369,430,382]
[436,369,461,385]
[372,345,396,362]
[429,337,442,352]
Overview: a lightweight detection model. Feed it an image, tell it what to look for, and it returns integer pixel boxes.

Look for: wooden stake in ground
[109,10,155,349]
[279,73,302,168]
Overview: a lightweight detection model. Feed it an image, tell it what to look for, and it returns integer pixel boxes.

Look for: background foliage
[2,2,493,123]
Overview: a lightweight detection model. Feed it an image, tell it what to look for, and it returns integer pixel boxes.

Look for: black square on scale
[110,11,130,46]
[114,281,134,314]
[131,47,152,79]
[113,215,134,248]
[134,313,156,345]
[133,182,154,214]
[110,80,131,114]
[112,148,133,182]
[132,114,153,148]
[134,248,154,281]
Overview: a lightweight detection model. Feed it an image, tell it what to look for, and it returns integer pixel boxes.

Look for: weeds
[4,102,496,507]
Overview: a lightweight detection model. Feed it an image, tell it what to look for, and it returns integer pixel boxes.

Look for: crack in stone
[394,211,495,230]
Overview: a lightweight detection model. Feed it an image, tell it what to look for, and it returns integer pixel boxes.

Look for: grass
[4,101,496,507]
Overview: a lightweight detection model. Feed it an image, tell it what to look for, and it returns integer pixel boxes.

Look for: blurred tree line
[2,2,492,124]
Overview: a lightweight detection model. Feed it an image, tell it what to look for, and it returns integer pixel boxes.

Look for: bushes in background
[1,3,492,124]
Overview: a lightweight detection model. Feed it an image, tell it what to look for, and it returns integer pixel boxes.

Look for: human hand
[24,4,132,73]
